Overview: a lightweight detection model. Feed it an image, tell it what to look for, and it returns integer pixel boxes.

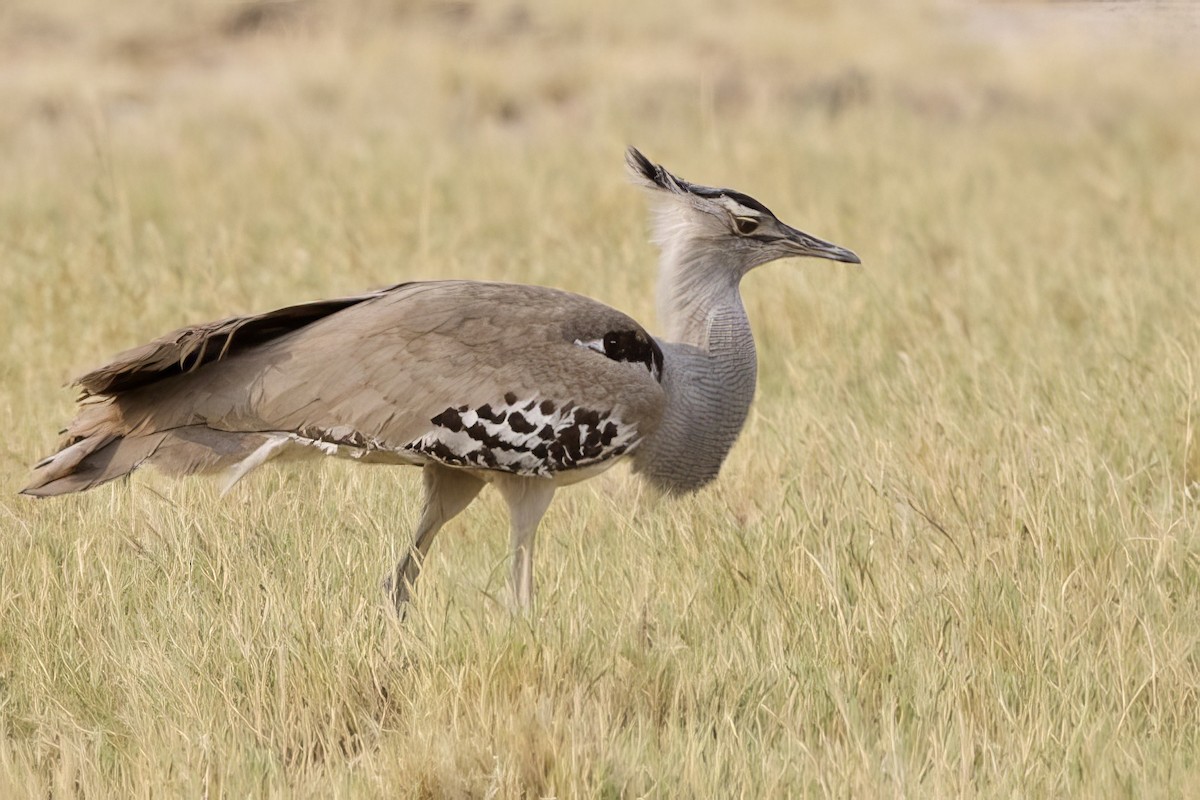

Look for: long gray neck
[633,247,758,493]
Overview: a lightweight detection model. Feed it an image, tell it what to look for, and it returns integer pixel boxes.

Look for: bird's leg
[494,475,556,610]
[386,463,484,616]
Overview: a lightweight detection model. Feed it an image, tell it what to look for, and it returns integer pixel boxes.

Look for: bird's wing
[73,284,406,396]
[109,281,666,477]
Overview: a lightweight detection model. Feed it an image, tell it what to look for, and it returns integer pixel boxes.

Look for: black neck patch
[601,330,664,381]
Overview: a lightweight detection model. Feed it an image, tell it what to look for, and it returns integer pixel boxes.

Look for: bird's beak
[781,224,861,264]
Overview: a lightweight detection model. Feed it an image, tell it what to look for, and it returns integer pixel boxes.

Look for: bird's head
[626,147,860,273]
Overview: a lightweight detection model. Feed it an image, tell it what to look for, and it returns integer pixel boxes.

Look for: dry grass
[2,1,1199,796]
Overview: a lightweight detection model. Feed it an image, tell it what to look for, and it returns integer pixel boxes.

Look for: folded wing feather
[24,281,666,496]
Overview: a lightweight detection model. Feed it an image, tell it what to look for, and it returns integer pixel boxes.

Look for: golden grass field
[2,0,1199,796]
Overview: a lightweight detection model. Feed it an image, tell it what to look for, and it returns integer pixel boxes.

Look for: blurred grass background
[2,0,1199,796]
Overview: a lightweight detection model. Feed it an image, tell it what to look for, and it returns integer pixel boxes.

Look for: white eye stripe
[717,197,760,217]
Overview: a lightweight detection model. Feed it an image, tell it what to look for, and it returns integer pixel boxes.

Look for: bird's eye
[733,216,759,235]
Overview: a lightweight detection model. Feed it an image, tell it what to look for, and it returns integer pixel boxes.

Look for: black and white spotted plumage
[395,321,662,476]
[406,395,639,476]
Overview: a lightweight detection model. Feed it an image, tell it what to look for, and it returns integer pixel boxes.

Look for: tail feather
[23,284,405,498]
[21,426,271,497]
[22,433,165,497]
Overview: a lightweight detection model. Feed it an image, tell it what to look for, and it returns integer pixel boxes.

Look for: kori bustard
[23,148,859,614]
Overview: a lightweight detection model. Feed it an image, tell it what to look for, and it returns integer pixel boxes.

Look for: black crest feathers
[624,147,775,216]
[625,147,674,191]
